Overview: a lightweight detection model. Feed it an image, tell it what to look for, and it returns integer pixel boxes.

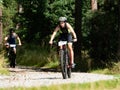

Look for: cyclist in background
[49,17,77,68]
[4,28,22,55]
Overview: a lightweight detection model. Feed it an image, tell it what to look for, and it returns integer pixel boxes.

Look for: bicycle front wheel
[9,49,16,68]
[59,49,67,79]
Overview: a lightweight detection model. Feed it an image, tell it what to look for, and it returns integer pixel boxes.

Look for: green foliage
[2,0,17,33]
[0,51,9,75]
[1,0,120,70]
[0,0,3,8]
[82,0,119,68]
[109,62,120,74]
[16,44,59,68]
[16,0,49,43]
[15,0,75,43]
[89,12,118,67]
[91,62,120,75]
[45,0,75,26]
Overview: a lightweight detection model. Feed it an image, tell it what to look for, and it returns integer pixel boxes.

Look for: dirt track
[0,67,114,88]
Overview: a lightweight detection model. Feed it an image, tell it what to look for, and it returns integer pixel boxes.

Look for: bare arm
[14,33,22,45]
[66,23,77,41]
[4,36,8,41]
[17,36,22,45]
[4,36,8,45]
[49,26,60,44]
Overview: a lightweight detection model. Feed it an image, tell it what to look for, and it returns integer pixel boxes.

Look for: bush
[16,44,59,68]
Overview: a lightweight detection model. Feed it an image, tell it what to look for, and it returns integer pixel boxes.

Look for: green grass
[91,62,120,76]
[44,60,59,68]
[0,79,120,90]
[0,51,9,75]
[16,44,59,68]
[91,68,112,74]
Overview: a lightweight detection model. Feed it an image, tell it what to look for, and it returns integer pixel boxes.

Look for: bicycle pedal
[70,63,76,68]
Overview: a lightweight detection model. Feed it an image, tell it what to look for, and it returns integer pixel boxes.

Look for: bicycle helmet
[59,17,67,22]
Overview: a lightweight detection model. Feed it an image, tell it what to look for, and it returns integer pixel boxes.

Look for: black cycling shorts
[59,33,72,43]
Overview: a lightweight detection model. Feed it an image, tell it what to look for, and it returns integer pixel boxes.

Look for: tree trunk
[91,0,98,11]
[117,0,120,58]
[75,0,82,70]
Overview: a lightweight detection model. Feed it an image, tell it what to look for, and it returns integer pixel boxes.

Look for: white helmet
[59,17,67,22]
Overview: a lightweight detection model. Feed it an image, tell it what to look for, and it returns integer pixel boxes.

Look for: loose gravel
[0,67,114,88]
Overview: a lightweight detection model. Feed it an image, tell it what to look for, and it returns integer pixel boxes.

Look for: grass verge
[0,79,120,90]
[91,62,120,76]
[16,44,59,68]
[0,51,9,75]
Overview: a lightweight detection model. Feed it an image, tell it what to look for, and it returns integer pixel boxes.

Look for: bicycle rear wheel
[65,50,71,78]
[59,49,67,79]
[67,68,71,78]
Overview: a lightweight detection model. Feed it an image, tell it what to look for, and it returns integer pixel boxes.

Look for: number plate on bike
[10,44,16,47]
[58,41,67,46]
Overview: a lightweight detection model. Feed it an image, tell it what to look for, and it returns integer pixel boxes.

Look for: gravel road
[0,67,114,88]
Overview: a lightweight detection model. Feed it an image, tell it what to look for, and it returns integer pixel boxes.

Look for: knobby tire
[60,49,67,79]
[66,51,71,78]
[9,48,16,68]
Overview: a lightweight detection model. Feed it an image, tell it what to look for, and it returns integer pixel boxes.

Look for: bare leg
[13,47,17,66]
[13,47,16,54]
[68,43,74,64]
[59,46,62,50]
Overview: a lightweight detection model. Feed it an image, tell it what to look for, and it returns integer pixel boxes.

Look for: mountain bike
[58,41,72,79]
[8,44,17,68]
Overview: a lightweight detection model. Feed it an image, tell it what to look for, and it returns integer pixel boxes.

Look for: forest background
[0,0,119,72]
